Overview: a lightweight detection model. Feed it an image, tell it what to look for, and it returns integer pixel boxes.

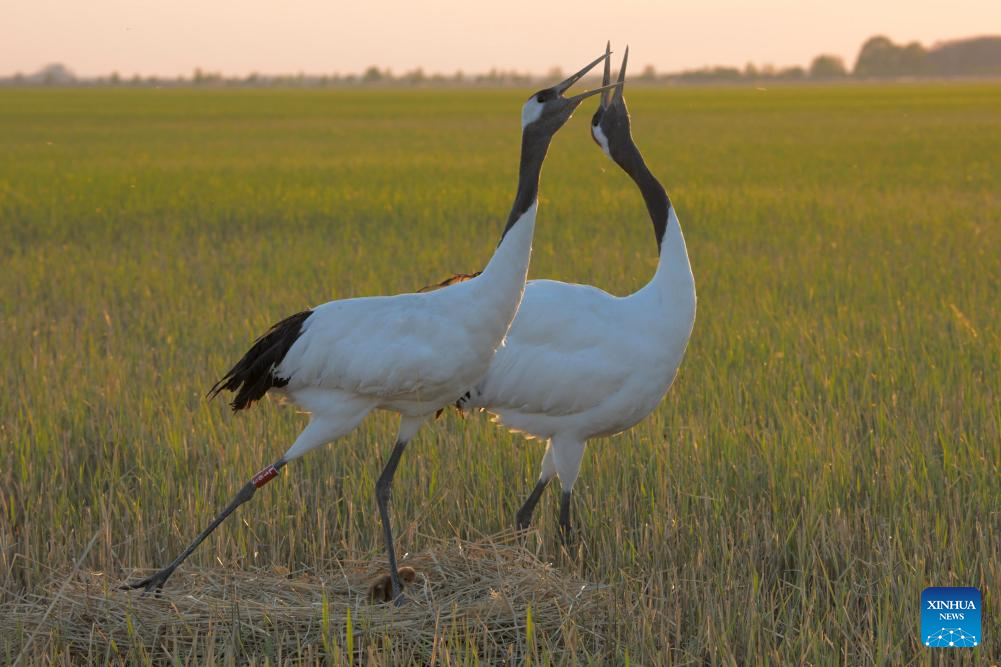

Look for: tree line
[667,35,1001,83]
[4,35,1000,87]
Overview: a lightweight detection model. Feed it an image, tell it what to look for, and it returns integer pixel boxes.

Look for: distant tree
[403,68,426,84]
[854,36,898,76]
[743,62,759,79]
[677,66,742,83]
[36,63,75,85]
[640,64,657,81]
[809,54,847,79]
[777,66,806,80]
[926,36,1001,75]
[109,71,121,85]
[854,35,927,77]
[900,42,928,75]
[192,68,222,84]
[362,66,383,83]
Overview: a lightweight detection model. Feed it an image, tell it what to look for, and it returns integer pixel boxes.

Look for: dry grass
[3,533,610,664]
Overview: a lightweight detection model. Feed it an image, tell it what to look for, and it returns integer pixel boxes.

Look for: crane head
[591,43,631,161]
[520,51,622,136]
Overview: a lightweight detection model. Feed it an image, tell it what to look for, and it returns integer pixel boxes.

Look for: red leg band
[252,465,279,488]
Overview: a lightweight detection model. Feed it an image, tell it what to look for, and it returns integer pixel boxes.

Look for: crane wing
[278,291,488,401]
[474,280,632,417]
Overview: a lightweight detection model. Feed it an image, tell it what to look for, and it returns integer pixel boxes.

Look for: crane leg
[550,437,584,545]
[122,459,287,594]
[375,439,410,605]
[559,490,573,544]
[515,479,549,530]
[517,440,556,530]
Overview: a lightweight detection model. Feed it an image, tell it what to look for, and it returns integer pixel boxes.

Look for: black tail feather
[208,310,312,412]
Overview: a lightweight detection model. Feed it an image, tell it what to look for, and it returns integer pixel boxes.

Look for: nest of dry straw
[4,533,611,663]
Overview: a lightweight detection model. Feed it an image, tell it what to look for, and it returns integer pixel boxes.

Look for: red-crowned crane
[458,46,697,541]
[123,53,622,603]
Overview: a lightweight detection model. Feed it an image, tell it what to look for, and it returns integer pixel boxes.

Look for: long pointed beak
[600,41,612,109]
[567,80,624,104]
[612,46,629,104]
[555,51,611,96]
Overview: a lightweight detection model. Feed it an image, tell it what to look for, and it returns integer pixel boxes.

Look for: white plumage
[278,209,535,460]
[463,49,697,536]
[472,239,694,441]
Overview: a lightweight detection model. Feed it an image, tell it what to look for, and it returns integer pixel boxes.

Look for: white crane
[457,46,696,540]
[123,53,622,603]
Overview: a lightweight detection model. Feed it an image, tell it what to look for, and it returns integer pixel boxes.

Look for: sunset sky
[3,0,997,78]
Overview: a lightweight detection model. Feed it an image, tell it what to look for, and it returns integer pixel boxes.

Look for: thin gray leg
[375,439,410,605]
[558,490,573,544]
[122,459,287,594]
[516,479,549,530]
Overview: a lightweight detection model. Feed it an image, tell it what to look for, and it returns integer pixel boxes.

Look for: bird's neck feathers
[612,141,671,254]
[652,207,693,289]
[499,129,552,242]
[480,201,536,290]
[612,141,694,299]
[473,201,536,344]
[474,129,549,315]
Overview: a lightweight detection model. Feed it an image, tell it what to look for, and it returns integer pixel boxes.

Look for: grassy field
[1,83,999,664]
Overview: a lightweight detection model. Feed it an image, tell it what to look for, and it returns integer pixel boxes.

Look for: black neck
[500,129,552,241]
[613,142,672,253]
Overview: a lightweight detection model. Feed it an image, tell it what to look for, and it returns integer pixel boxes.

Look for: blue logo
[922,587,981,647]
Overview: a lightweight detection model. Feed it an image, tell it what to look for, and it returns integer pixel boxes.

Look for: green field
[1,84,999,664]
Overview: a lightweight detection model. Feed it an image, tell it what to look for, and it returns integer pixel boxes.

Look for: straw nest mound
[3,533,612,663]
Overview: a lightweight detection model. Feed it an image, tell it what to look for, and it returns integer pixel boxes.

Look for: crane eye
[536,93,546,103]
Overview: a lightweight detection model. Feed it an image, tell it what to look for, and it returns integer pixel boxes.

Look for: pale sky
[3,0,998,78]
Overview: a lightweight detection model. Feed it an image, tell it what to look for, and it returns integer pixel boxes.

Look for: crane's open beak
[612,46,628,104]
[555,51,624,104]
[600,41,612,109]
[599,43,628,109]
